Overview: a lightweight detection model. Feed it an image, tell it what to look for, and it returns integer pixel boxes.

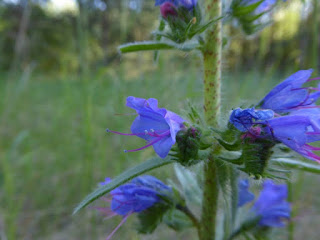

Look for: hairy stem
[176,204,201,236]
[200,0,222,239]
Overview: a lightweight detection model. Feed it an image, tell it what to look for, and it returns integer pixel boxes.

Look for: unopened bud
[160,2,178,18]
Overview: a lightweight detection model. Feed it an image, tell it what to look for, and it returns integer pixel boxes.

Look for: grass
[0,56,319,239]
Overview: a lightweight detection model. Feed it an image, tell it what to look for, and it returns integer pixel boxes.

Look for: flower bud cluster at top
[229,69,320,163]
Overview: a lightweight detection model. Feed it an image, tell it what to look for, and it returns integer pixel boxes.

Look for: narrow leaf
[118,41,200,54]
[119,41,175,53]
[73,157,174,214]
[271,158,320,174]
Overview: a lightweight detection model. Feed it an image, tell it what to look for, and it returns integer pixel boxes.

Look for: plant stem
[312,0,319,75]
[176,204,201,235]
[200,0,222,239]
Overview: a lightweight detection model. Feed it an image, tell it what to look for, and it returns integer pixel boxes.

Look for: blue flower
[155,0,179,7]
[260,69,320,113]
[238,179,255,207]
[252,179,291,227]
[155,0,197,10]
[107,96,185,158]
[179,0,198,9]
[266,115,320,163]
[101,175,171,216]
[96,175,172,240]
[229,107,274,132]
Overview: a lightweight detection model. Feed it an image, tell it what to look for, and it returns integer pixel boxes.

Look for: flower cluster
[229,69,320,163]
[238,179,291,227]
[107,96,185,158]
[97,175,172,239]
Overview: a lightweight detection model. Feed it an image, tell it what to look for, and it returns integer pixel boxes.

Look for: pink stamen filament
[292,87,320,91]
[124,137,164,153]
[106,213,130,240]
[305,144,320,151]
[103,213,118,221]
[101,196,112,202]
[106,128,169,137]
[306,152,320,163]
[114,113,138,116]
[106,129,145,136]
[307,77,320,82]
[306,132,320,135]
[291,105,320,110]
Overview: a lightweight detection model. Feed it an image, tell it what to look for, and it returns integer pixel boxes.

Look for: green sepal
[231,0,264,17]
[228,215,262,240]
[136,203,171,234]
[240,138,275,178]
[163,208,193,231]
[73,157,173,214]
[217,138,242,151]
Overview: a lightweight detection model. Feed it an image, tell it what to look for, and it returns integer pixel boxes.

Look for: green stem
[200,0,222,239]
[312,0,319,75]
[176,204,201,236]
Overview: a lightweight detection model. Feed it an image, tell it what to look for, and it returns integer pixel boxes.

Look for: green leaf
[174,164,202,206]
[232,0,264,17]
[163,208,193,231]
[118,41,200,54]
[271,158,320,174]
[189,16,224,38]
[137,203,170,234]
[73,157,174,214]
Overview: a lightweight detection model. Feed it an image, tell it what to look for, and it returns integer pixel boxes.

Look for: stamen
[124,137,163,153]
[306,152,320,163]
[292,105,320,110]
[114,113,138,116]
[106,129,146,136]
[103,213,118,221]
[306,132,320,135]
[307,77,320,82]
[106,213,130,240]
[305,144,320,151]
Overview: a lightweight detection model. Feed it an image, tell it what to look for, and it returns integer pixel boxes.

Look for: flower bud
[160,2,178,18]
[174,127,202,166]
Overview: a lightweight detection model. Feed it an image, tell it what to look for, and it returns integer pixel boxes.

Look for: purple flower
[266,115,320,163]
[260,69,320,113]
[238,179,255,207]
[96,175,172,240]
[107,96,185,158]
[160,2,178,18]
[252,179,291,227]
[229,107,274,132]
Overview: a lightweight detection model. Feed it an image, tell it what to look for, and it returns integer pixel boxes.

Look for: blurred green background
[0,0,319,239]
